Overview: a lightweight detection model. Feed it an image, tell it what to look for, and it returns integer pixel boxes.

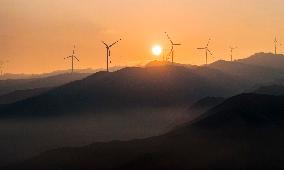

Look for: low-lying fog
[0,107,191,165]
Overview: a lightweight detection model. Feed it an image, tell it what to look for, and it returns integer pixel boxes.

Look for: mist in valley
[0,106,191,165]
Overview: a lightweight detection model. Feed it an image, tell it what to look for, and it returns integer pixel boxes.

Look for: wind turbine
[64,45,79,73]
[0,60,8,76]
[197,38,213,65]
[0,62,3,76]
[274,37,278,54]
[102,39,122,72]
[229,46,237,61]
[165,32,181,64]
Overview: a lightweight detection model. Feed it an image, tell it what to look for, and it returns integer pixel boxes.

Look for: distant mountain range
[209,59,284,85]
[0,73,91,96]
[0,66,123,80]
[0,52,283,119]
[7,93,284,170]
[237,52,284,70]
[0,88,50,105]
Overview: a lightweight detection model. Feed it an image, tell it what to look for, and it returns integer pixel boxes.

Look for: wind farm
[0,1,284,170]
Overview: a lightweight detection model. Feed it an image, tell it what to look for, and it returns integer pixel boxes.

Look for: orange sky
[0,0,284,74]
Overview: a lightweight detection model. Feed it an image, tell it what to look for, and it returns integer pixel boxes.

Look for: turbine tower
[229,46,237,61]
[64,45,79,73]
[165,32,181,64]
[197,38,213,65]
[102,39,122,72]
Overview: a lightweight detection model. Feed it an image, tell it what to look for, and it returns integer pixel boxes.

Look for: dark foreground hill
[0,66,245,119]
[7,94,284,170]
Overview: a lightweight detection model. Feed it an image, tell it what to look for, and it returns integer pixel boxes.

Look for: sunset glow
[0,0,284,74]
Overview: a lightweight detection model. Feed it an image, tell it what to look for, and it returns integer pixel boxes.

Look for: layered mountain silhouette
[0,66,246,118]
[7,94,284,170]
[1,53,284,119]
[3,53,284,169]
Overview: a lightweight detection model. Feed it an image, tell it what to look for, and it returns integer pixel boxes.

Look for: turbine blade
[207,49,213,55]
[64,56,71,59]
[173,44,181,46]
[75,56,79,62]
[206,38,211,47]
[110,38,122,47]
[197,48,205,50]
[165,32,174,45]
[102,41,108,47]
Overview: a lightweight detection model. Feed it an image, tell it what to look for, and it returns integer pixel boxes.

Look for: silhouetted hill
[0,88,51,105]
[208,60,284,84]
[8,94,284,170]
[191,94,284,128]
[145,60,197,68]
[238,52,284,70]
[0,73,90,96]
[253,85,284,95]
[0,66,245,119]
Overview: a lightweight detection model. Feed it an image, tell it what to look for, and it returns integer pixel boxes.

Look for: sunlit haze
[0,0,284,74]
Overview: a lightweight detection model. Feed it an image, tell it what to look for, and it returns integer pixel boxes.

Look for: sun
[152,45,162,56]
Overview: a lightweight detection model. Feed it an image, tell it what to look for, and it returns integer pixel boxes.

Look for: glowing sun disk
[152,45,162,56]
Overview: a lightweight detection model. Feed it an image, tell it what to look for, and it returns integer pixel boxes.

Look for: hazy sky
[0,0,284,73]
